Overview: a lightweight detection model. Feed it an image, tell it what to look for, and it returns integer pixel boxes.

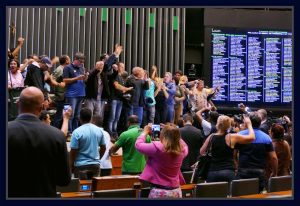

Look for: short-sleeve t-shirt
[236,129,274,169]
[70,123,105,167]
[63,63,85,97]
[115,125,151,173]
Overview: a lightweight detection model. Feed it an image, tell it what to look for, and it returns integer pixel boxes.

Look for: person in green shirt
[109,115,151,175]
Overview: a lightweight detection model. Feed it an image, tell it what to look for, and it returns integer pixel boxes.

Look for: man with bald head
[8,87,71,197]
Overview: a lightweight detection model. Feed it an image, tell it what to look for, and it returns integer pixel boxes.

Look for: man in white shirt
[92,115,112,176]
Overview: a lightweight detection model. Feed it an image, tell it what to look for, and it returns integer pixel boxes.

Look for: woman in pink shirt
[135,123,188,198]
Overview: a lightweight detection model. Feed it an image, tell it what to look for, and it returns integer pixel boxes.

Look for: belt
[151,183,178,190]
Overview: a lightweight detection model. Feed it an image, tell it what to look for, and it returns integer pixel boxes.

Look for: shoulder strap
[206,133,215,154]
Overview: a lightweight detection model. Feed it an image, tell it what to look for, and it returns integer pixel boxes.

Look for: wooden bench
[61,192,92,198]
[92,175,141,191]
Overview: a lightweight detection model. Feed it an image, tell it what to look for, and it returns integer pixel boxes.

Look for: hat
[41,57,52,68]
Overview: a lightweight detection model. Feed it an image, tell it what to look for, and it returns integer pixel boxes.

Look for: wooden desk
[237,190,292,198]
[111,155,122,175]
[181,184,196,198]
[92,175,141,191]
[181,184,196,190]
[61,192,92,198]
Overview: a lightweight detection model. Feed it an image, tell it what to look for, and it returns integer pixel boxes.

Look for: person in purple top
[135,123,188,198]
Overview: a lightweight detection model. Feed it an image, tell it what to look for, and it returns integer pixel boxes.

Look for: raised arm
[135,125,157,156]
[229,115,255,148]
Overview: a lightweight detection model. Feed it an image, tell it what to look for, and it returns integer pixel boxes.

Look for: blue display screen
[211,28,292,106]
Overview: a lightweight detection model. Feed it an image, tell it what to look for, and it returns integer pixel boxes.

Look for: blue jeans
[129,106,143,126]
[143,105,155,126]
[206,169,236,183]
[166,104,175,123]
[66,96,84,133]
[53,100,64,129]
[108,100,123,134]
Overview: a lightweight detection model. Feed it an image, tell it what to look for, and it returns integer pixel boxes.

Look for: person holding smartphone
[135,123,188,198]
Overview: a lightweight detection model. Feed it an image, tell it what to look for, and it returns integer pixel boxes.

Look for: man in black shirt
[107,62,133,135]
[180,113,204,171]
[8,87,71,197]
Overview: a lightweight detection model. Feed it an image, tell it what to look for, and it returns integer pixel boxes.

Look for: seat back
[56,178,80,193]
[194,182,229,198]
[93,188,137,198]
[268,175,292,192]
[230,178,259,197]
[182,171,194,184]
[139,187,151,198]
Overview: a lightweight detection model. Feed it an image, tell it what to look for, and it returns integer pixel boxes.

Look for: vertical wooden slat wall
[7,7,185,74]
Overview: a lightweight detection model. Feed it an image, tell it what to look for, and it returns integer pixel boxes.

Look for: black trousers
[74,164,100,180]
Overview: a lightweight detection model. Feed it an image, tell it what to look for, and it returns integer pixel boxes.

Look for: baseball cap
[41,57,52,68]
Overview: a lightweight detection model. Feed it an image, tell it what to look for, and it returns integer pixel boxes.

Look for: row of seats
[56,175,292,198]
[182,172,292,197]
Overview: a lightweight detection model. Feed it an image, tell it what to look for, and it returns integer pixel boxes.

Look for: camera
[233,114,243,124]
[151,124,161,141]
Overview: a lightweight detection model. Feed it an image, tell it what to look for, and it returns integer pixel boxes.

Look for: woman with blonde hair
[135,123,188,198]
[199,114,255,183]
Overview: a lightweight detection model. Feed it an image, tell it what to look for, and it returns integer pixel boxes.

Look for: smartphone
[63,104,70,111]
[151,124,161,141]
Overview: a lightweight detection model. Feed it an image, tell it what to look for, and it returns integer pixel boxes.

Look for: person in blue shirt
[63,52,88,132]
[163,72,176,123]
[234,112,278,192]
[70,108,106,179]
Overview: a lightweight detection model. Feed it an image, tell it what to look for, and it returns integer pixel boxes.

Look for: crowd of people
[7,38,293,198]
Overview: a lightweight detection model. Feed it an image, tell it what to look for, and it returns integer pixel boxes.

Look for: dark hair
[100,53,108,61]
[175,70,183,76]
[59,55,70,65]
[271,123,285,140]
[177,118,184,128]
[80,108,92,123]
[8,58,20,68]
[182,113,193,123]
[249,112,262,128]
[92,115,103,127]
[39,110,49,121]
[128,115,139,125]
[209,111,219,124]
[74,52,85,61]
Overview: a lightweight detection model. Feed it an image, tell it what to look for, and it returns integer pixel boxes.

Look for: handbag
[190,134,214,183]
[8,87,23,121]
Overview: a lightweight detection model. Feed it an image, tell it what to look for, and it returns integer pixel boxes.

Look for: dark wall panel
[7,7,185,74]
